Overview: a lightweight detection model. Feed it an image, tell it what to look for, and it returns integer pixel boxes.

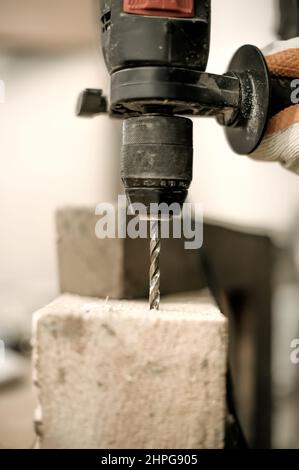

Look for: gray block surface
[56,207,203,299]
[33,291,228,449]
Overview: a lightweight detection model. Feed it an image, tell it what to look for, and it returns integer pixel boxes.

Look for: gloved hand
[250,38,299,175]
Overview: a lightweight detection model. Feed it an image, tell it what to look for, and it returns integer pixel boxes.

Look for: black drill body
[101,0,211,211]
[101,0,210,73]
[77,0,292,212]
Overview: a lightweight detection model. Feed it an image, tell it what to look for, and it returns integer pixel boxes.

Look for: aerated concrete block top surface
[33,291,227,449]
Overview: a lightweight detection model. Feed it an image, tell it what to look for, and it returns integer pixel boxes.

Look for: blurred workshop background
[1,0,299,449]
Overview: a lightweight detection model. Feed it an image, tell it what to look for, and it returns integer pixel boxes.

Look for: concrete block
[33,291,228,449]
[56,207,203,299]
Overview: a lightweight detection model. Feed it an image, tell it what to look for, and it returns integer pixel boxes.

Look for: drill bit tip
[149,219,161,311]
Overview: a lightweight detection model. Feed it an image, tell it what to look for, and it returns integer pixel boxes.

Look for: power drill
[77,0,293,309]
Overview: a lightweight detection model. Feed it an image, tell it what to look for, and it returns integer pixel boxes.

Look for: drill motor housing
[78,0,275,213]
[100,0,211,74]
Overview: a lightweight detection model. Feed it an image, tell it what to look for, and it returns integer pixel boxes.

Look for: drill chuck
[121,115,193,212]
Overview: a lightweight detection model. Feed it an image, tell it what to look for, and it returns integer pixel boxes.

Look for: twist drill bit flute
[149,219,161,311]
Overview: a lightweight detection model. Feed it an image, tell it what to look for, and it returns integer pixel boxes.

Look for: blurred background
[1,0,299,449]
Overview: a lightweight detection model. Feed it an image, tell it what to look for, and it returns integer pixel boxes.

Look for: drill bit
[149,219,161,311]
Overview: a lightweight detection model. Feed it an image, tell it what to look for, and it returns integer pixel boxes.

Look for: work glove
[250,38,299,175]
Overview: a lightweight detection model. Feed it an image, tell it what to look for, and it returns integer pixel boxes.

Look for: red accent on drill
[123,0,194,18]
